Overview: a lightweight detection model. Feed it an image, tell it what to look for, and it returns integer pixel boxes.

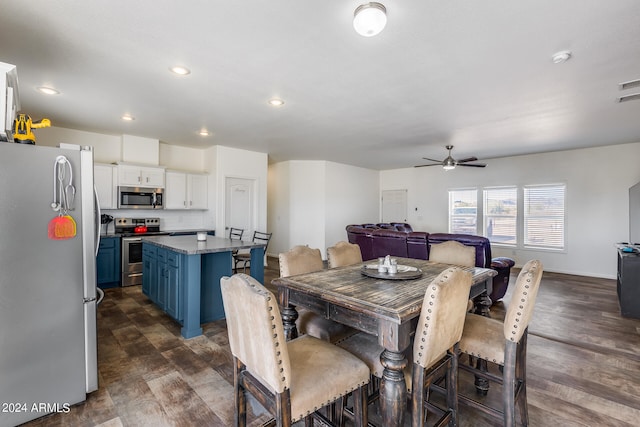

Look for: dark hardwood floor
[22,261,640,426]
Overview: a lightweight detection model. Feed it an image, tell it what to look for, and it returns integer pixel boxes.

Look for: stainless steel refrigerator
[0,142,100,427]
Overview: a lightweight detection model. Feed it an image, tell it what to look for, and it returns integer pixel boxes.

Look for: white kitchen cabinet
[165,171,208,210]
[118,164,165,188]
[94,164,118,209]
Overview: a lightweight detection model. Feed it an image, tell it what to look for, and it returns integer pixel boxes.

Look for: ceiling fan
[414,145,486,170]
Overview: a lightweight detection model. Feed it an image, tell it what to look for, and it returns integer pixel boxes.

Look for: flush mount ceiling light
[551,50,572,64]
[268,98,285,107]
[169,66,191,76]
[121,114,135,121]
[199,129,210,136]
[353,2,387,37]
[37,86,60,95]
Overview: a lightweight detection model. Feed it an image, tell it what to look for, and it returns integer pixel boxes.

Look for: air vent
[617,93,640,103]
[619,79,640,91]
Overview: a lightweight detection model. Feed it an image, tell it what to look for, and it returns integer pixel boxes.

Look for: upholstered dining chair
[233,230,272,273]
[327,241,363,268]
[279,245,356,343]
[456,259,543,427]
[429,240,476,267]
[220,274,370,427]
[337,268,473,427]
[429,240,476,313]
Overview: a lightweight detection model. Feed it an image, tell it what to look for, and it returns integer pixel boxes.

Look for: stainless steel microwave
[117,186,163,209]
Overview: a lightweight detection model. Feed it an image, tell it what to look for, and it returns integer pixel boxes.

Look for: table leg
[472,284,493,395]
[379,349,407,427]
[278,288,299,341]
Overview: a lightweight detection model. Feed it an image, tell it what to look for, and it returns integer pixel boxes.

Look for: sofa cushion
[371,228,409,258]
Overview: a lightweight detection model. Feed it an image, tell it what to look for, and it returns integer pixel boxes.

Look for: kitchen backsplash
[101,209,213,233]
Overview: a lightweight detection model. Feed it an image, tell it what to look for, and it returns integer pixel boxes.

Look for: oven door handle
[124,237,143,242]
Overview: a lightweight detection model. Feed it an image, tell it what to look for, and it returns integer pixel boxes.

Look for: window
[449,189,477,234]
[484,187,517,246]
[524,184,566,249]
[449,184,566,251]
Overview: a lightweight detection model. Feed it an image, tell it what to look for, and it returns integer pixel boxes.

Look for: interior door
[225,177,255,239]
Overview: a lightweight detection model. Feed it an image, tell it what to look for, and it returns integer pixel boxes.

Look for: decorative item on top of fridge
[13,112,51,144]
[48,155,77,239]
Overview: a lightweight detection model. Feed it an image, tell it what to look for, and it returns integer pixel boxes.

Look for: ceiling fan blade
[456,156,478,163]
[458,163,486,168]
[421,157,444,163]
[414,163,442,168]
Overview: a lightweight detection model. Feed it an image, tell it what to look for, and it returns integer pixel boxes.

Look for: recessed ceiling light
[121,115,135,121]
[199,129,210,136]
[170,66,191,76]
[37,86,59,95]
[268,98,285,107]
[551,50,572,64]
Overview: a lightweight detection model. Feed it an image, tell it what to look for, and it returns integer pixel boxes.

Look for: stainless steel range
[115,218,168,286]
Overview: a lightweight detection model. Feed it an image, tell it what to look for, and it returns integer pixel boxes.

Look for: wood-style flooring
[22,261,640,426]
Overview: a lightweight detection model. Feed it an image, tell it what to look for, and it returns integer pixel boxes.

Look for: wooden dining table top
[272,257,497,325]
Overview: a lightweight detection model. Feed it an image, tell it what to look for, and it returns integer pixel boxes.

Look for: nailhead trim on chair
[416,270,453,359]
[264,291,288,386]
[293,380,368,422]
[506,265,537,342]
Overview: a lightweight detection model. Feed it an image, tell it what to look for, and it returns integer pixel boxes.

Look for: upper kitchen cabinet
[165,171,208,210]
[118,164,165,188]
[94,164,118,209]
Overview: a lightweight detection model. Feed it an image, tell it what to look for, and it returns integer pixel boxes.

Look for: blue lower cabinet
[97,236,121,288]
[142,244,183,323]
[141,244,234,333]
[166,252,182,321]
[142,244,157,300]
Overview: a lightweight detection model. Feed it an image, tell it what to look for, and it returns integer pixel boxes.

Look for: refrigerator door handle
[94,185,101,257]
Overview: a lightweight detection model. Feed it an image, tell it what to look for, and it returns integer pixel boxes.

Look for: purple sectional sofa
[345,223,514,302]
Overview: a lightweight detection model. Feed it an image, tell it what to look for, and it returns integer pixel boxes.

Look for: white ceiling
[1,0,640,170]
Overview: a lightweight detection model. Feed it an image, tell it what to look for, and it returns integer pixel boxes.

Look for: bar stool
[457,260,544,426]
[221,274,370,427]
[337,268,473,426]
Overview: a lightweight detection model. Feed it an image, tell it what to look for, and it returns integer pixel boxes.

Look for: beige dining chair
[220,274,370,427]
[327,241,363,268]
[429,240,476,312]
[429,240,475,267]
[337,268,473,427]
[279,245,356,343]
[456,259,543,426]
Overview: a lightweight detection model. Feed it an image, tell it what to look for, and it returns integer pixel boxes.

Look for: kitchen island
[141,235,266,339]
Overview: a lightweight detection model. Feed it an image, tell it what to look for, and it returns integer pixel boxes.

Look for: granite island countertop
[141,235,265,255]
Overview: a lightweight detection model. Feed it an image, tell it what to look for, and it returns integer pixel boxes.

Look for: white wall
[267,162,291,257]
[35,126,121,163]
[381,142,640,278]
[325,161,379,248]
[268,160,379,259]
[161,144,206,172]
[208,145,268,245]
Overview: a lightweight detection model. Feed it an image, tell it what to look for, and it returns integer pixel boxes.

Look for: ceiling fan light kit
[353,2,387,37]
[414,145,487,170]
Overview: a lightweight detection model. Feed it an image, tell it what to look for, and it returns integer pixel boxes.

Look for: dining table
[271,257,497,427]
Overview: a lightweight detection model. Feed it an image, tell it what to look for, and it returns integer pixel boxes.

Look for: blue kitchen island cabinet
[141,235,266,339]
